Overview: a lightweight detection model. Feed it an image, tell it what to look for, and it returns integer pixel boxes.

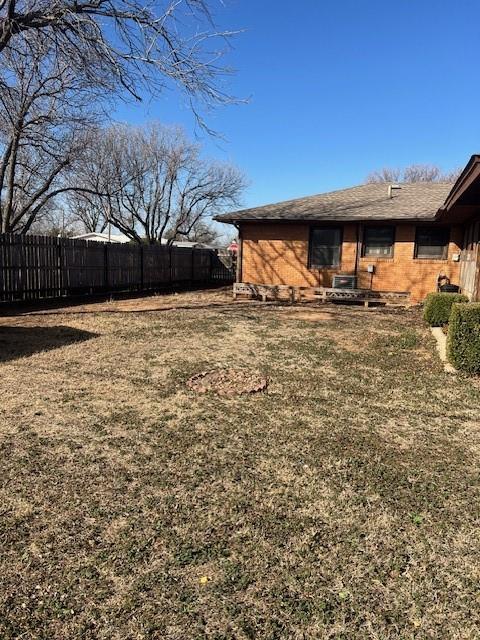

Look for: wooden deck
[233,282,411,307]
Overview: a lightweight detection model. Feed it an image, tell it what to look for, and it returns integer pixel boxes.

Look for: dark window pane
[312,228,340,246]
[309,228,342,267]
[311,245,338,266]
[415,227,449,259]
[364,226,394,257]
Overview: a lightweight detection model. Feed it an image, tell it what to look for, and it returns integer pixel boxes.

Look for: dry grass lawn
[0,288,479,639]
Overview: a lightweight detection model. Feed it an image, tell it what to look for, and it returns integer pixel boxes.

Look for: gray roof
[215,182,454,224]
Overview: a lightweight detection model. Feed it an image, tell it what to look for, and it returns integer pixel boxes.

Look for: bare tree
[0,35,102,233]
[0,0,243,234]
[183,220,220,244]
[403,164,443,183]
[366,167,402,184]
[441,167,463,182]
[366,163,462,184]
[164,219,220,244]
[71,122,245,244]
[0,0,240,125]
[65,134,114,232]
[29,202,80,236]
[66,193,107,233]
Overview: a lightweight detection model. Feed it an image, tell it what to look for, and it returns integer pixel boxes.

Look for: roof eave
[441,154,480,212]
[214,215,440,224]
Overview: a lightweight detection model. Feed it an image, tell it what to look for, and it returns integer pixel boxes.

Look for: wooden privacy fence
[0,234,234,302]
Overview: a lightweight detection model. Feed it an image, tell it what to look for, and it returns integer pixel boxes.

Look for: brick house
[216,155,480,303]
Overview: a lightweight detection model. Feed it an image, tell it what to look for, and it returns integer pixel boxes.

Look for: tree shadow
[0,325,98,363]
[0,283,231,317]
[2,299,266,317]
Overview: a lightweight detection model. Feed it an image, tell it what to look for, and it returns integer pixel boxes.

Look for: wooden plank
[461,219,480,300]
[233,282,411,304]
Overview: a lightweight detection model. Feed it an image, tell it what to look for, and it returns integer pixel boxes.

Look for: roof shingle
[215,182,454,224]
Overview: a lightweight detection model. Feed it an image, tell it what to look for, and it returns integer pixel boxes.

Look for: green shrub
[423,292,469,327]
[447,303,480,373]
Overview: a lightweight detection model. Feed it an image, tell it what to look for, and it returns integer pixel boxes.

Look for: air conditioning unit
[332,274,357,290]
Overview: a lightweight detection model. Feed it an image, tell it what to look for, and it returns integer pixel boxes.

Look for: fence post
[57,236,63,297]
[191,248,195,283]
[140,244,144,291]
[104,243,109,291]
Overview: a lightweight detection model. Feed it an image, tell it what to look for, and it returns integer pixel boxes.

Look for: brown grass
[1,288,480,639]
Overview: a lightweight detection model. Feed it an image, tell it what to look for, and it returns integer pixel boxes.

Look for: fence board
[0,234,234,303]
[143,245,170,287]
[192,249,211,282]
[106,243,141,290]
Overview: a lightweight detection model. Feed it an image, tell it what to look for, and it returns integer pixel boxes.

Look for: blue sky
[115,0,480,213]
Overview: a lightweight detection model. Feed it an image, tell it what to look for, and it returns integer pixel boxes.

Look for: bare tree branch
[0,0,243,125]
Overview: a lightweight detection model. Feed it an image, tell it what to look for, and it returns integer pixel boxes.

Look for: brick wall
[240,222,463,302]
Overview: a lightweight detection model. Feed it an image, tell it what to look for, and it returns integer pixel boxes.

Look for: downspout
[234,222,242,283]
[354,223,362,278]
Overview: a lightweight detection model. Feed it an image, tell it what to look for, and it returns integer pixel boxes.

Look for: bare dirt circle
[186,368,268,396]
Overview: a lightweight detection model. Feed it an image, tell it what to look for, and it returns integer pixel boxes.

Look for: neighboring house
[72,232,131,244]
[171,240,218,249]
[72,233,218,250]
[215,155,480,302]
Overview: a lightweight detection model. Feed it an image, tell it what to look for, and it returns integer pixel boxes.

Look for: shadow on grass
[0,283,233,317]
[0,325,98,363]
[9,300,417,319]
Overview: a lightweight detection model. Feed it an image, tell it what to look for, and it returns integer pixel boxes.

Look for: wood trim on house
[441,155,480,212]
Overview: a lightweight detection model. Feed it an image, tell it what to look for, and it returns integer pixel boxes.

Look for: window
[415,227,450,259]
[309,227,342,268]
[363,226,395,257]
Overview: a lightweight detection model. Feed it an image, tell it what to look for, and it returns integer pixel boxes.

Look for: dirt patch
[282,309,335,322]
[186,368,268,395]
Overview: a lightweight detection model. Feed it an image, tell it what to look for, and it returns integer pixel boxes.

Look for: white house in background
[172,240,218,249]
[72,231,131,243]
[72,231,220,250]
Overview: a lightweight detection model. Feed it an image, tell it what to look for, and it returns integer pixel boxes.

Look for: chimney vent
[388,184,402,199]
